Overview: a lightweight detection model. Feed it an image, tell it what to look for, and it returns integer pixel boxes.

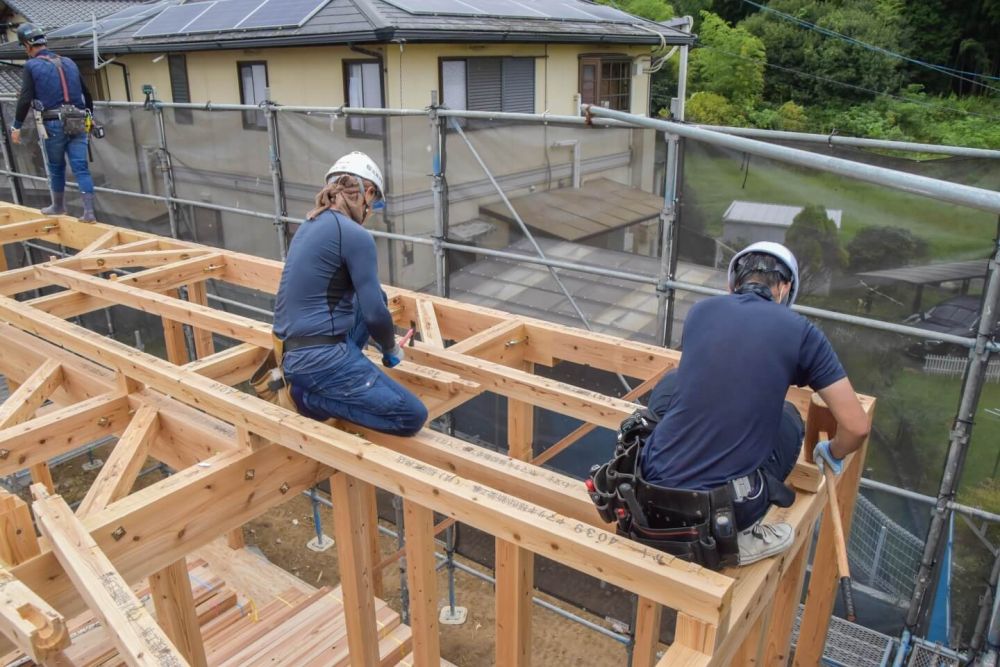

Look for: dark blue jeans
[43,120,93,194]
[647,371,804,529]
[282,312,427,437]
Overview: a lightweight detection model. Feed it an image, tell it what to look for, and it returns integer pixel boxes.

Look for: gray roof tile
[4,0,140,30]
[0,63,22,95]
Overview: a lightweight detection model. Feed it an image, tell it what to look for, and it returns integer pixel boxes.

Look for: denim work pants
[43,120,93,194]
[282,313,428,437]
[647,370,804,529]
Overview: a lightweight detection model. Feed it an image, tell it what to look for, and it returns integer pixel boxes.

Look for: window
[343,60,384,137]
[237,61,268,130]
[440,57,535,114]
[580,57,632,111]
[168,54,192,125]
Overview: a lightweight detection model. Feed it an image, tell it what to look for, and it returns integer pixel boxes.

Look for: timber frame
[0,203,875,666]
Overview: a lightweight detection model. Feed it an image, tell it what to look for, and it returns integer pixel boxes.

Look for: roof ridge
[349,0,389,31]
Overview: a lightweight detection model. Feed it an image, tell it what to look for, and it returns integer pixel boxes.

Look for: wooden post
[733,600,774,666]
[149,559,208,667]
[762,543,810,665]
[0,491,41,566]
[185,282,215,360]
[162,289,189,365]
[31,486,189,667]
[363,483,384,597]
[496,361,534,667]
[403,500,441,666]
[330,473,380,666]
[29,464,55,495]
[632,597,663,667]
[793,395,871,666]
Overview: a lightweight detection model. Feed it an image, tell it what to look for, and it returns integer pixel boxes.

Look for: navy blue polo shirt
[640,292,846,490]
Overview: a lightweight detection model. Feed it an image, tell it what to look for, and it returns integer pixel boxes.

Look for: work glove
[813,440,844,476]
[382,343,404,368]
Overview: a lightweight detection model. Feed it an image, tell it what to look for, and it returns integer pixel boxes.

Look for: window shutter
[501,57,534,114]
[167,55,190,103]
[467,58,502,111]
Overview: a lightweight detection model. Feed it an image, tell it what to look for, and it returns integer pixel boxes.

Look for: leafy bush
[686,91,746,125]
[785,204,847,293]
[848,226,929,273]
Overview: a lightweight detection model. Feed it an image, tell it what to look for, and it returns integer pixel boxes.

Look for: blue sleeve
[341,221,395,351]
[794,323,846,390]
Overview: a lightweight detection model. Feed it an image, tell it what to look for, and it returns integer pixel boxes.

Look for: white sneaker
[737,521,794,565]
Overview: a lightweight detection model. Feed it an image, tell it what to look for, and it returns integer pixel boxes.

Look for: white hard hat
[727,241,800,306]
[325,151,385,202]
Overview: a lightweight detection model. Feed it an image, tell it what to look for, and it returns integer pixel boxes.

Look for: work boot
[737,521,794,566]
[40,191,65,215]
[80,193,96,222]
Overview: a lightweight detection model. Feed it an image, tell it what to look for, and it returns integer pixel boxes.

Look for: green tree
[784,205,846,293]
[741,0,905,105]
[847,226,929,273]
[690,12,767,106]
[685,91,746,125]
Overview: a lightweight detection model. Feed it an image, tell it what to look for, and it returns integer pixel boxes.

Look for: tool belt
[586,408,741,570]
[249,337,297,412]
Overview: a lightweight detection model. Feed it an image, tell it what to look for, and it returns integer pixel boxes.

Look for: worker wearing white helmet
[270,152,427,436]
[593,241,868,568]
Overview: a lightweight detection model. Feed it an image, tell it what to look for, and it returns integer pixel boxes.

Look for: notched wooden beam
[0,564,69,662]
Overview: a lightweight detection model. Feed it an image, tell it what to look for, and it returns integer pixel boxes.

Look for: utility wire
[741,0,1000,93]
[700,44,1000,122]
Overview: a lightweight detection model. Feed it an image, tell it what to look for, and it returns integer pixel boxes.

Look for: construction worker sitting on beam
[588,242,869,568]
[266,152,427,436]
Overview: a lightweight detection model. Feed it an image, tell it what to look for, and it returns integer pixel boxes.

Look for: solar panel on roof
[184,0,266,33]
[382,0,636,22]
[134,2,215,37]
[236,0,330,29]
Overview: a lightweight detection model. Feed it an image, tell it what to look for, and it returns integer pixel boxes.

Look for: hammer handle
[824,465,857,621]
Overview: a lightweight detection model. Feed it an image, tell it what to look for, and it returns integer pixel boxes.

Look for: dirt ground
[42,452,632,667]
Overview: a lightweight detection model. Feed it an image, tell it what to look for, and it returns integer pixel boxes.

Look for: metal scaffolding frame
[2,93,1000,660]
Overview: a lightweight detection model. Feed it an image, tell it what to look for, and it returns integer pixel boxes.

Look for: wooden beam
[29,254,227,320]
[447,320,527,366]
[74,229,119,255]
[761,543,810,665]
[0,359,63,429]
[0,218,60,244]
[149,559,208,667]
[330,473,380,666]
[0,393,131,476]
[13,444,329,621]
[0,289,736,624]
[183,344,268,387]
[76,404,159,518]
[403,500,441,666]
[632,597,663,667]
[75,249,211,271]
[406,342,638,430]
[0,562,69,662]
[31,487,189,667]
[37,263,270,345]
[0,491,40,566]
[533,368,666,467]
[415,298,444,348]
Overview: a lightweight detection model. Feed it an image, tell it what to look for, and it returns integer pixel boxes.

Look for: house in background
[721,200,843,247]
[0,0,694,291]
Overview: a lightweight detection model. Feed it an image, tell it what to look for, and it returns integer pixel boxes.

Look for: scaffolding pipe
[860,478,1000,524]
[905,217,1000,633]
[429,97,449,298]
[659,43,689,348]
[448,116,632,392]
[152,103,180,240]
[264,98,288,260]
[585,106,1000,215]
[971,549,1000,655]
[0,105,21,205]
[695,125,1000,159]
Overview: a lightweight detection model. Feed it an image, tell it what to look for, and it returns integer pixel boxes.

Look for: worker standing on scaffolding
[270,152,427,436]
[10,23,96,222]
[588,242,869,568]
